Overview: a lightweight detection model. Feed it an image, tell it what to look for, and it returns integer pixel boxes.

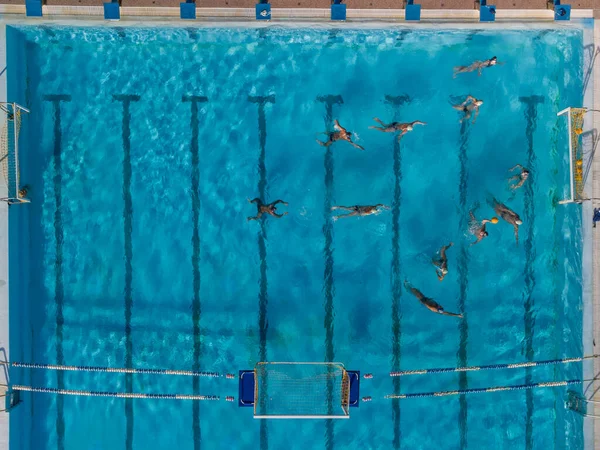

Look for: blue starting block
[256,1,271,20]
[405,0,420,21]
[331,0,346,21]
[479,0,496,22]
[104,0,120,20]
[238,369,361,408]
[553,0,571,21]
[25,0,43,17]
[180,0,196,19]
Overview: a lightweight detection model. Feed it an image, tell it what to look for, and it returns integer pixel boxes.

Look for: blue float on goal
[239,362,360,418]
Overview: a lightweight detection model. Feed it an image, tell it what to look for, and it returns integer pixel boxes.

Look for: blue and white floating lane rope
[389,354,600,377]
[385,380,589,400]
[12,385,220,401]
[1,361,223,378]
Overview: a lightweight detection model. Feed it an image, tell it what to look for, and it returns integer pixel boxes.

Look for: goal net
[0,102,29,204]
[557,107,586,204]
[253,362,350,419]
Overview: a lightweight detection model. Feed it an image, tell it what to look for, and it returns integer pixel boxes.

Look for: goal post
[253,362,351,419]
[0,102,30,205]
[557,107,587,204]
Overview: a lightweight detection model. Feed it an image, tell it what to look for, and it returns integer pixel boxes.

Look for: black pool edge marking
[519,95,543,450]
[113,94,140,450]
[317,94,342,450]
[183,95,208,450]
[248,94,275,450]
[385,94,410,450]
[457,119,470,450]
[44,94,71,450]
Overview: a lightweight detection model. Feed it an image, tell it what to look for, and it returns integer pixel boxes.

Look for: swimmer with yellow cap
[508,164,530,191]
[432,242,453,281]
[493,199,523,244]
[469,211,498,246]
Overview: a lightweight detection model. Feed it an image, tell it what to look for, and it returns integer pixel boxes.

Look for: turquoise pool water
[7,25,584,449]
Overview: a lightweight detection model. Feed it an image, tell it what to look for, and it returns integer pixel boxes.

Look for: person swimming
[316,119,364,151]
[331,204,389,221]
[508,164,530,190]
[452,95,483,124]
[469,211,498,246]
[493,199,522,244]
[403,279,463,318]
[432,242,453,281]
[247,198,288,221]
[369,118,426,141]
[453,56,498,78]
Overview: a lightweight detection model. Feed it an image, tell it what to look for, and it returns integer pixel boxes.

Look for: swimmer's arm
[271,211,288,218]
[509,164,523,172]
[350,141,365,151]
[514,225,519,245]
[472,107,480,124]
[271,200,288,206]
[247,214,261,221]
[248,198,260,204]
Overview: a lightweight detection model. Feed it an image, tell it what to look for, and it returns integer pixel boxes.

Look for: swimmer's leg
[332,206,355,211]
[460,110,472,123]
[248,197,261,204]
[333,211,359,220]
[271,199,288,206]
[316,139,332,147]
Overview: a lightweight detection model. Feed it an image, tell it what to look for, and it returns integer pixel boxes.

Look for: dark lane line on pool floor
[385,94,410,450]
[519,95,543,450]
[113,94,140,450]
[183,94,208,450]
[44,93,71,450]
[317,94,342,450]
[249,94,275,450]
[457,118,470,450]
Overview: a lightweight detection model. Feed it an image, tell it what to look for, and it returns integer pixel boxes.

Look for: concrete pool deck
[0,10,597,450]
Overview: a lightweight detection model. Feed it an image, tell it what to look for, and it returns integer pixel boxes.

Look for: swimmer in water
[493,199,522,244]
[452,95,483,124]
[508,164,530,190]
[404,280,463,318]
[316,119,364,151]
[469,211,497,246]
[369,118,426,141]
[432,242,453,281]
[331,204,389,221]
[247,198,288,221]
[453,56,499,78]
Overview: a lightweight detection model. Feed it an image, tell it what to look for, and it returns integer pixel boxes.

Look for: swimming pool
[6,24,585,449]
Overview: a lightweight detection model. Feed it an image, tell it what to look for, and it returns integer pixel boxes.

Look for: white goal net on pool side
[557,107,587,204]
[253,362,350,419]
[0,102,30,204]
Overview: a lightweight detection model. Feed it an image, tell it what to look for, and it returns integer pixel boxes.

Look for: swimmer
[493,199,522,244]
[247,198,288,221]
[508,164,530,190]
[469,211,497,246]
[404,279,463,318]
[316,119,364,151]
[331,204,389,221]
[18,185,28,199]
[453,56,499,78]
[369,118,426,141]
[432,242,453,281]
[452,95,483,124]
